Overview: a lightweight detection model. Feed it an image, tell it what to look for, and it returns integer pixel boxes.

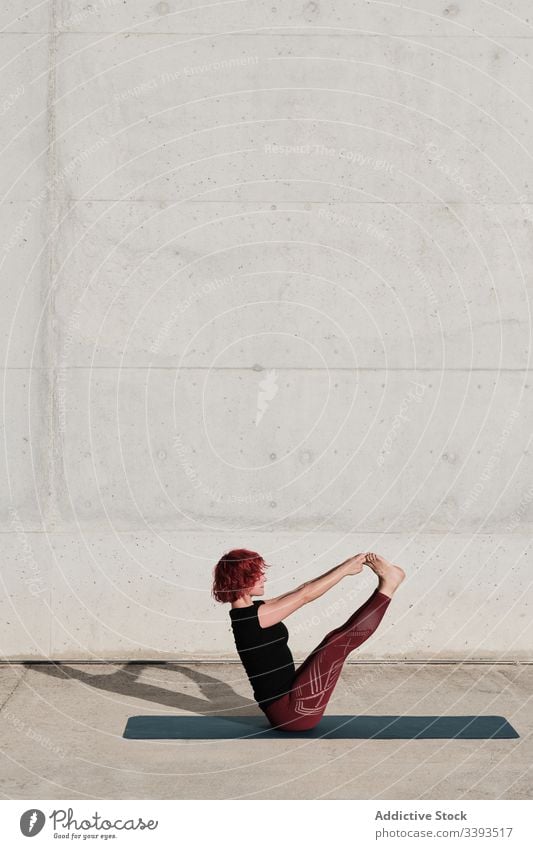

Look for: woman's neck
[231,594,254,608]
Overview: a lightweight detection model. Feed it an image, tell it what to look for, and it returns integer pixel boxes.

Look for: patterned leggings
[263,587,392,731]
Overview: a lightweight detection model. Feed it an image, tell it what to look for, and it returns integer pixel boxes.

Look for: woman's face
[249,571,265,596]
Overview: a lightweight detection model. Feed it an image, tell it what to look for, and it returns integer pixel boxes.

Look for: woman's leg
[263,587,392,731]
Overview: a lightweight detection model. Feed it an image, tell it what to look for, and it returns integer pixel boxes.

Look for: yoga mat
[123,714,519,740]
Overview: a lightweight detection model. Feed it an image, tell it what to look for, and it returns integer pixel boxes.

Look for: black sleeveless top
[229,600,296,710]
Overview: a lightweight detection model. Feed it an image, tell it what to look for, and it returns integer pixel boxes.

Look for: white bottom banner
[1,799,531,847]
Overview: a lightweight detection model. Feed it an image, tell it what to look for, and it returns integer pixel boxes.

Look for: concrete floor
[0,662,531,800]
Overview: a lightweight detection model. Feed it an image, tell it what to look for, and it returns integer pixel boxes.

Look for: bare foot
[365,553,405,598]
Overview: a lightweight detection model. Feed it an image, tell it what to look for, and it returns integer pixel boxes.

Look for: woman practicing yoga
[212,548,405,731]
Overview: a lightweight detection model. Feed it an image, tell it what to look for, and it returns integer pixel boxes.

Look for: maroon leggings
[263,587,392,731]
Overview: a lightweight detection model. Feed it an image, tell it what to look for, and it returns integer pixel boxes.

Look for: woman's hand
[341,552,369,575]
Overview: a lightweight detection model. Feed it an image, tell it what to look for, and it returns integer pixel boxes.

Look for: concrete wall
[1,1,532,660]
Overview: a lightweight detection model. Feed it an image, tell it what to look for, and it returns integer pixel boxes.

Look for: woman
[212,548,405,731]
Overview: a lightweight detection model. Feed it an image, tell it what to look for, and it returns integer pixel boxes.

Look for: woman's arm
[259,554,368,627]
[300,553,367,604]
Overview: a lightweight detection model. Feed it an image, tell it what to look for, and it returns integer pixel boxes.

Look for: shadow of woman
[28,661,258,716]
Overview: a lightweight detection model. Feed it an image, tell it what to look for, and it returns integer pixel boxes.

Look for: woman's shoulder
[229,600,264,618]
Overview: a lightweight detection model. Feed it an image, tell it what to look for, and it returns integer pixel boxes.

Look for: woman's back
[230,600,296,710]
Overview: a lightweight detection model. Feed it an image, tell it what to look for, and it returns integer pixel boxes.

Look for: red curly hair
[211,548,268,604]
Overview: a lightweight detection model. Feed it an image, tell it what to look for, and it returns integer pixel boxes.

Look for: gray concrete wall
[1,1,532,660]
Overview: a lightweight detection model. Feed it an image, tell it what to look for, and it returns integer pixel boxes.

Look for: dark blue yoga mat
[123,714,519,740]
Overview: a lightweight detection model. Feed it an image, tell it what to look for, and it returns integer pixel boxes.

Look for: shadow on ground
[26,662,257,715]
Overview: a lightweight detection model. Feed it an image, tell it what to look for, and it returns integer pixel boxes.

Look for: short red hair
[211,548,268,604]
